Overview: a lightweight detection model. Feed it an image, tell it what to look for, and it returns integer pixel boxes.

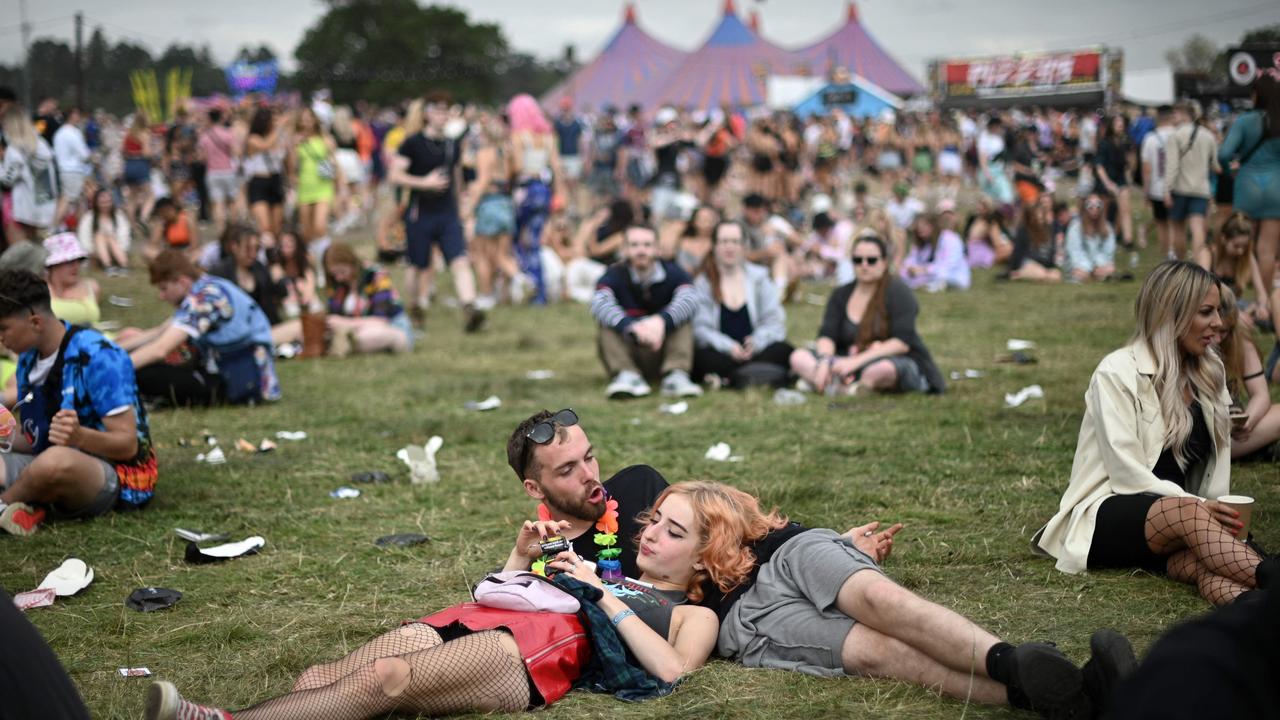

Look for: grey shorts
[1,452,120,519]
[717,529,882,676]
[206,170,241,203]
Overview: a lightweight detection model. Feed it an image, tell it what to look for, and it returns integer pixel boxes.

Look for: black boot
[1080,629,1136,719]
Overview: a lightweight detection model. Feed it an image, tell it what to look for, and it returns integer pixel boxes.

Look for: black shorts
[1088,493,1168,574]
[703,155,729,186]
[404,206,465,269]
[247,174,284,206]
[1150,198,1168,221]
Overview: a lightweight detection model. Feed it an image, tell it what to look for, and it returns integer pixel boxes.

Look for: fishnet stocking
[232,630,529,720]
[1147,497,1260,605]
[292,624,443,691]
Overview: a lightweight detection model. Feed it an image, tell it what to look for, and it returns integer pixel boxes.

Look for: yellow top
[51,293,102,327]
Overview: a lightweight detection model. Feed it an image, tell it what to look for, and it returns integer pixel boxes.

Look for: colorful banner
[935,49,1106,101]
[225,60,279,97]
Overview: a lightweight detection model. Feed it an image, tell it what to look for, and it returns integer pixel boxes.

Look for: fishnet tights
[292,624,444,691]
[1147,497,1260,605]
[229,629,529,720]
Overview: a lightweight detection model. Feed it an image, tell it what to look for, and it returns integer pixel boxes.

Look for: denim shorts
[1169,193,1208,220]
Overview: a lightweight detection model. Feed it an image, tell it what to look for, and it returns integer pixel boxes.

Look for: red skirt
[415,603,589,706]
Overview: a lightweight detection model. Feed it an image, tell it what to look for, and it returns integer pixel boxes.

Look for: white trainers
[661,370,704,398]
[606,371,651,399]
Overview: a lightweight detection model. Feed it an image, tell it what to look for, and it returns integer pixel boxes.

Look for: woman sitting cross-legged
[1215,286,1280,460]
[1035,261,1270,605]
[143,481,734,720]
[790,234,946,396]
[1064,192,1117,283]
[691,220,794,388]
[322,242,413,356]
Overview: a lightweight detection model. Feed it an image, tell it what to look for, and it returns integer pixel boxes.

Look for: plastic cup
[1216,495,1254,540]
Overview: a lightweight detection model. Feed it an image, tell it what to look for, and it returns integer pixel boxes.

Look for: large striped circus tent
[640,0,796,109]
[789,2,923,97]
[540,4,688,111]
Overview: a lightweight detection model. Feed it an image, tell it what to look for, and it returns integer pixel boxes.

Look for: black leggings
[693,341,794,387]
[136,363,222,407]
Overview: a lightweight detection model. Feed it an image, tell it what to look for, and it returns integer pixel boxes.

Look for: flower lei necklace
[533,493,623,581]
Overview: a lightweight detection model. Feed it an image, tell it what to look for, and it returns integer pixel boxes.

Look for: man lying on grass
[507,407,1134,719]
[0,269,157,536]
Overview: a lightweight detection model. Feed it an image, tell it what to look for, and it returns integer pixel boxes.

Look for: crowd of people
[1,69,1280,719]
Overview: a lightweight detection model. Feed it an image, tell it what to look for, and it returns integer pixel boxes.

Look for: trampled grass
[4,241,1276,720]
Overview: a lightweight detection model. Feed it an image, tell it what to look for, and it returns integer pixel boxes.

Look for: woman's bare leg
[842,624,1008,704]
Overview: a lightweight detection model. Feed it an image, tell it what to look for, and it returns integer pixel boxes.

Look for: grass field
[4,235,1276,720]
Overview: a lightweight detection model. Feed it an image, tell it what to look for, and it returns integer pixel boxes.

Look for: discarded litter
[125,587,182,612]
[107,295,135,308]
[658,401,688,415]
[185,536,265,564]
[258,439,277,453]
[13,588,55,611]
[629,417,642,426]
[330,486,361,499]
[195,447,226,465]
[351,471,392,484]
[525,369,556,380]
[704,442,743,462]
[773,388,807,406]
[118,668,152,678]
[175,528,230,543]
[397,436,443,484]
[276,431,308,441]
[950,368,987,381]
[375,533,430,548]
[1004,385,1045,408]
[1006,339,1036,351]
[464,395,502,411]
[39,558,94,596]
[235,438,257,453]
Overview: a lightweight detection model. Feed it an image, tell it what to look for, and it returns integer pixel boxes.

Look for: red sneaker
[0,502,46,536]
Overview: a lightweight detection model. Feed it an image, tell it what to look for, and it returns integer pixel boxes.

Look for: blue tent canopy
[792,80,901,119]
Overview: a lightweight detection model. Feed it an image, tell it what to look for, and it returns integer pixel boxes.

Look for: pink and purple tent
[790,2,923,97]
[541,5,687,111]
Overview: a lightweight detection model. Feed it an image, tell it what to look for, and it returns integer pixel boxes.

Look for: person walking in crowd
[197,108,241,237]
[1035,261,1265,606]
[464,112,519,306]
[1219,74,1280,315]
[1,106,59,242]
[1164,101,1219,266]
[899,211,970,292]
[509,94,565,305]
[42,232,101,328]
[1141,105,1175,259]
[1064,192,1117,283]
[1094,115,1134,257]
[292,107,343,264]
[691,220,793,389]
[0,269,156,536]
[321,242,413,356]
[591,224,702,399]
[77,188,131,272]
[244,106,288,244]
[121,112,155,227]
[552,97,585,209]
[790,235,945,396]
[120,250,280,407]
[52,107,91,227]
[389,92,485,332]
[1215,287,1280,460]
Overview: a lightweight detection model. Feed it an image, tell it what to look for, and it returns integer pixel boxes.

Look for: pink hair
[507,94,551,134]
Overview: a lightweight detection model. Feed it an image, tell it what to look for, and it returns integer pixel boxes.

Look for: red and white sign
[939,50,1104,99]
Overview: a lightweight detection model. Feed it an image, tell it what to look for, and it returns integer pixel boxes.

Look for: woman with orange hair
[145,482,753,720]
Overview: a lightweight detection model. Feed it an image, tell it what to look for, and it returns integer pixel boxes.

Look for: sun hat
[42,232,87,267]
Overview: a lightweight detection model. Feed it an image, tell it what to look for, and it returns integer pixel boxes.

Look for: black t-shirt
[1152,401,1213,490]
[398,132,460,214]
[699,522,812,622]
[568,465,669,578]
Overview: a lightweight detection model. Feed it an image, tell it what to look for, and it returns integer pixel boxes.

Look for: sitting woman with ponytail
[1035,261,1270,605]
[143,481,760,720]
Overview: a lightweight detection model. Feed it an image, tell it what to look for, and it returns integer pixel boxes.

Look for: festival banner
[932,48,1110,105]
[225,60,280,97]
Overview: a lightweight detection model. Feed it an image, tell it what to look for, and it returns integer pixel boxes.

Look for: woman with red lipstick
[144,482,761,720]
[1036,261,1267,606]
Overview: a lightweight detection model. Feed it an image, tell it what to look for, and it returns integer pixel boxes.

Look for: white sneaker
[606,371,651,399]
[661,370,703,398]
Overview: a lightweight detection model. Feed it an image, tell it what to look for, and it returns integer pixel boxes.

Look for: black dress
[1087,401,1213,573]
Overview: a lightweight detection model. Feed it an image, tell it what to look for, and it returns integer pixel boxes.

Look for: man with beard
[502,408,667,577]
[502,408,1131,718]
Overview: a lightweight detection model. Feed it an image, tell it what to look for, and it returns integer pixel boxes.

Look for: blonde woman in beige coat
[1035,261,1266,606]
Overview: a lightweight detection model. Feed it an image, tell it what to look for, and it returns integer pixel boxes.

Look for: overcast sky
[1,0,1276,80]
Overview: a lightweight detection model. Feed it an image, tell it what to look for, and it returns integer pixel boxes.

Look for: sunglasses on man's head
[526,409,579,445]
[851,256,881,266]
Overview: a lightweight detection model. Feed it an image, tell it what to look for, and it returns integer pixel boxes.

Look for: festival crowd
[1,69,1280,720]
